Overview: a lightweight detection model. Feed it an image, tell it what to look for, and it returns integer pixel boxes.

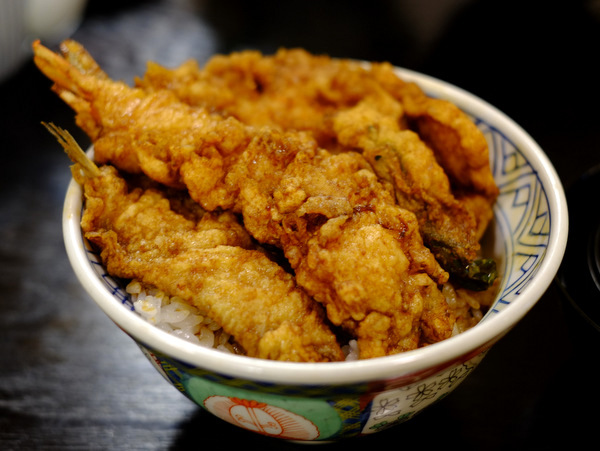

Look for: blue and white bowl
[62,66,568,442]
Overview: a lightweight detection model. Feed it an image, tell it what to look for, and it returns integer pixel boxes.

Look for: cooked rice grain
[127,279,489,360]
[126,280,238,353]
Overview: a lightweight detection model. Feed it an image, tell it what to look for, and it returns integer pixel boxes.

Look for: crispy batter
[137,48,497,200]
[33,40,251,211]
[137,47,497,273]
[46,121,344,362]
[74,160,344,362]
[332,100,481,267]
[367,63,499,200]
[135,49,387,146]
[33,40,500,359]
[227,130,452,357]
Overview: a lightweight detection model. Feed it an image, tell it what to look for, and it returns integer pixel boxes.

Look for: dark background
[2,0,599,449]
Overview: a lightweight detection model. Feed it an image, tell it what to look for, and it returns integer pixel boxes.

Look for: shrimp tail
[32,40,92,100]
[42,121,100,179]
[58,39,109,80]
[33,40,143,143]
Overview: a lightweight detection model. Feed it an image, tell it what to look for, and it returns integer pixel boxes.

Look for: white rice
[126,280,238,354]
[341,339,360,361]
[443,283,488,335]
[127,279,488,361]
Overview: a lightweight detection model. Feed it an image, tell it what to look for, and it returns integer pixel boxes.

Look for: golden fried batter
[34,40,499,359]
[136,47,497,274]
[369,63,498,200]
[73,159,344,362]
[332,100,481,268]
[227,130,453,356]
[137,48,497,200]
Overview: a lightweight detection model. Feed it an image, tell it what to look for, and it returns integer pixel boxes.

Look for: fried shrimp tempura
[34,40,252,211]
[47,123,344,362]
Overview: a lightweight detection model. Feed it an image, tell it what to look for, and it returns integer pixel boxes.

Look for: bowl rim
[62,66,569,386]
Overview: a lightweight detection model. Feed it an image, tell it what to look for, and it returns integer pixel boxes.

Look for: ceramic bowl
[62,67,568,442]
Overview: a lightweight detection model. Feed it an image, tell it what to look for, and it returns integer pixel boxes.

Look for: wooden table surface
[2,1,599,449]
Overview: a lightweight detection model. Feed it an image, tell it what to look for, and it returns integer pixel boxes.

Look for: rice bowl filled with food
[38,40,567,441]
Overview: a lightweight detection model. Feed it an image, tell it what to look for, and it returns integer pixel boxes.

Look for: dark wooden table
[2,1,599,449]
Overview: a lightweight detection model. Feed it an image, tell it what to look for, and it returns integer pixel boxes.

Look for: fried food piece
[135,48,388,146]
[332,100,480,265]
[298,214,455,356]
[330,100,498,290]
[369,63,499,200]
[58,39,109,80]
[138,48,497,202]
[33,40,251,211]
[136,47,498,288]
[36,42,456,358]
[47,123,344,362]
[228,130,454,357]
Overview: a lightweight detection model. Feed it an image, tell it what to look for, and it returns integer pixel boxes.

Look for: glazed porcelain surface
[62,66,568,441]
